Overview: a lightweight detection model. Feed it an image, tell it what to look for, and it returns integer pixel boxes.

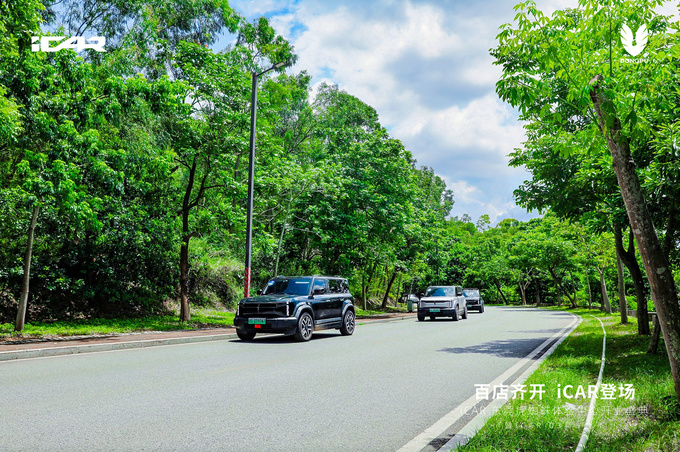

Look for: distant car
[417,285,467,321]
[401,293,419,312]
[233,276,355,342]
[463,288,484,313]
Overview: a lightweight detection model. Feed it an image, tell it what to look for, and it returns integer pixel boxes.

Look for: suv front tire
[237,330,256,341]
[295,312,314,341]
[340,310,355,335]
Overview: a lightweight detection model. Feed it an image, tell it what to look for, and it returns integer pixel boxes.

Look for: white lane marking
[440,314,582,450]
[574,315,606,452]
[397,314,581,452]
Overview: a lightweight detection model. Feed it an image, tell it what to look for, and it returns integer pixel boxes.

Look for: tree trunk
[568,271,578,308]
[648,315,661,355]
[394,273,403,306]
[179,237,191,322]
[494,280,509,305]
[586,270,593,309]
[614,224,649,334]
[617,252,628,324]
[382,269,398,309]
[179,160,196,323]
[363,262,376,308]
[375,265,388,299]
[15,203,40,332]
[591,74,680,402]
[598,267,612,314]
[548,268,564,306]
[535,279,541,306]
[519,282,527,306]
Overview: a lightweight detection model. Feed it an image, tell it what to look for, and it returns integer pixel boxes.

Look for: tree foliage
[493,0,680,401]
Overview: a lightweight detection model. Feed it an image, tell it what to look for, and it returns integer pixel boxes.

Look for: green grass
[0,308,235,341]
[1,303,409,340]
[356,305,408,317]
[459,307,680,452]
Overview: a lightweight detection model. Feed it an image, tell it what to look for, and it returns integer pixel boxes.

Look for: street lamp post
[244,60,287,298]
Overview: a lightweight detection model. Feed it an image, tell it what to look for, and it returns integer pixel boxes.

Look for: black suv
[233,276,356,342]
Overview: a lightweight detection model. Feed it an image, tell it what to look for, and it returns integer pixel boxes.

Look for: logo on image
[621,23,647,56]
[31,36,107,53]
[620,23,649,63]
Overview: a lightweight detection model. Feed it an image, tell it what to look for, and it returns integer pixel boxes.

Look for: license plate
[248,318,266,325]
[430,308,440,313]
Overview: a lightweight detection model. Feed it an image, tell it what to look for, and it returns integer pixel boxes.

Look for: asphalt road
[0,306,576,452]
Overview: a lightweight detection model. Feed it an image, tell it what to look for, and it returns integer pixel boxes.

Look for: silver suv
[417,285,467,321]
[463,288,484,313]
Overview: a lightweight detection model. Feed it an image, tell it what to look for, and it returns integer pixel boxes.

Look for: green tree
[494,0,680,401]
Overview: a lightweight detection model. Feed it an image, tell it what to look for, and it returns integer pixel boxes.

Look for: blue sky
[216,0,677,225]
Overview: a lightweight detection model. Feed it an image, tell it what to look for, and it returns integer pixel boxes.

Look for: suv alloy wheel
[452,304,459,321]
[295,311,314,341]
[340,310,355,335]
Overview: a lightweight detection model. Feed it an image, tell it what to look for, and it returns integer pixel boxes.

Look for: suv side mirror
[417,292,424,299]
[257,289,263,296]
[456,288,463,296]
[313,288,326,295]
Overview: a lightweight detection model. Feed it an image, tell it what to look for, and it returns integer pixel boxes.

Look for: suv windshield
[263,277,312,295]
[463,289,480,297]
[425,287,454,297]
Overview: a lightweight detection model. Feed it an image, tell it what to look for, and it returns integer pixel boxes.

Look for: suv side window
[312,278,329,294]
[329,279,343,293]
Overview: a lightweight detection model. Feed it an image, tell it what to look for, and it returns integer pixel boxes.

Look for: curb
[357,313,416,325]
[0,313,416,362]
[0,331,239,362]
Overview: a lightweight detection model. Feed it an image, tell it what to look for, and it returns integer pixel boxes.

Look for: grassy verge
[0,307,235,341]
[356,305,408,317]
[459,307,680,452]
[1,303,410,340]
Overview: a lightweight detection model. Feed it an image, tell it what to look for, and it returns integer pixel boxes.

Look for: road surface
[0,306,576,451]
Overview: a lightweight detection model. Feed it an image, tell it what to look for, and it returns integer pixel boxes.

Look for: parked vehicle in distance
[400,293,420,312]
[417,285,467,321]
[233,276,355,342]
[463,288,484,313]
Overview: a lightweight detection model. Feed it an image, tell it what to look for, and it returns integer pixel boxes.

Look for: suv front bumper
[418,307,456,317]
[234,316,298,335]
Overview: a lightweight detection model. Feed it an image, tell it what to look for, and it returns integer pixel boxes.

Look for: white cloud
[284,1,534,223]
[292,1,466,116]
[214,0,680,227]
[228,0,573,223]
[446,179,482,206]
[268,13,297,39]
[403,94,524,153]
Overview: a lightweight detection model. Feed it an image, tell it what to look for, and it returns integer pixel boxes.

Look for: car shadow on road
[437,337,548,359]
[229,332,340,344]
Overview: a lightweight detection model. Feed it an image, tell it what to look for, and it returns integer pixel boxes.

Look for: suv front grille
[241,302,289,317]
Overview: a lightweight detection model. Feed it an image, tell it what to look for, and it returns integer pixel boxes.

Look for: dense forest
[0,0,461,324]
[1,0,679,370]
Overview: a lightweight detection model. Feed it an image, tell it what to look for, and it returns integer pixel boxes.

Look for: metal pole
[243,60,287,298]
[244,71,258,298]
